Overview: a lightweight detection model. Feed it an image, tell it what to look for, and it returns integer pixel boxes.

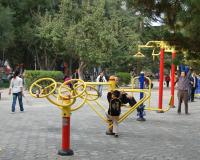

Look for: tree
[0,4,14,61]
[35,0,142,77]
[127,0,200,56]
[0,0,59,68]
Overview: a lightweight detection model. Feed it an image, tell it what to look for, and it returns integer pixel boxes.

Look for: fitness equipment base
[58,149,74,156]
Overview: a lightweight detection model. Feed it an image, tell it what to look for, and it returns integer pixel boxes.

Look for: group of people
[165,71,198,103]
[7,66,199,137]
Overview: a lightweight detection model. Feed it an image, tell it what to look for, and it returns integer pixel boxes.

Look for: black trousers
[166,81,170,87]
[191,87,196,101]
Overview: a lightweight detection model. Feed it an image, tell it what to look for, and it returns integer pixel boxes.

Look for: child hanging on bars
[106,90,121,137]
[106,89,137,137]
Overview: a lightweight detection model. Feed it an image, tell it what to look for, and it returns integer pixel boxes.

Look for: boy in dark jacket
[106,90,137,137]
[106,90,121,137]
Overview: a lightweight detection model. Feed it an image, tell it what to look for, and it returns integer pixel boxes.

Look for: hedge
[116,72,131,86]
[24,70,64,89]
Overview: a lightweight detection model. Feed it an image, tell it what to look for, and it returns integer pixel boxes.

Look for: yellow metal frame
[136,41,176,60]
[131,76,171,112]
[85,88,150,127]
[195,93,200,97]
[29,78,57,98]
[59,79,86,99]
[46,82,75,107]
[29,76,170,129]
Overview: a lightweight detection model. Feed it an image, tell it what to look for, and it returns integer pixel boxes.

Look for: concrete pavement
[0,87,200,160]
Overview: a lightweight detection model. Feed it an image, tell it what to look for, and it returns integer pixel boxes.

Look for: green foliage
[172,53,184,66]
[35,0,141,75]
[0,81,9,89]
[116,72,131,86]
[24,70,64,89]
[0,4,14,49]
[0,0,199,73]
[129,0,200,59]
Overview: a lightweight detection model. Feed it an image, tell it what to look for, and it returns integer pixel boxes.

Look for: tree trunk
[49,53,58,70]
[35,48,41,70]
[78,60,86,80]
[69,58,72,76]
[44,49,48,70]
[2,48,5,62]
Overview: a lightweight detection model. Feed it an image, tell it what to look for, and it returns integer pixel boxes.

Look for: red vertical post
[62,117,70,150]
[158,47,164,111]
[170,50,176,107]
[58,108,73,156]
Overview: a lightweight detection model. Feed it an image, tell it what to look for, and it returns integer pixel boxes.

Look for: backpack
[99,76,103,82]
[108,99,121,116]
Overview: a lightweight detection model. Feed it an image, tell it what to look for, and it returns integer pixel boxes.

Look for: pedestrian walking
[176,68,192,115]
[96,72,107,97]
[9,70,24,113]
[190,72,198,102]
[165,74,170,88]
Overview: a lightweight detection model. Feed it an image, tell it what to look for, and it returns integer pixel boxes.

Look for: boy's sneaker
[106,131,115,135]
[114,134,119,138]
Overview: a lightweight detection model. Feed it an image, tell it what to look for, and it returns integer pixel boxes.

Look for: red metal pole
[62,117,70,150]
[158,47,164,111]
[170,51,176,107]
[58,109,73,156]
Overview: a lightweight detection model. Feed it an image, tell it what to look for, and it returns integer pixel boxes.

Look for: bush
[0,81,9,89]
[116,72,131,86]
[24,70,64,89]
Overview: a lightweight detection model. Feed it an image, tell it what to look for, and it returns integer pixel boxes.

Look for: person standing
[176,68,192,115]
[9,70,24,113]
[96,72,107,97]
[72,69,79,79]
[106,90,121,137]
[190,72,198,102]
[165,74,170,88]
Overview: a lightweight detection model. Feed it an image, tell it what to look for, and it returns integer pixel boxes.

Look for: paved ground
[0,86,200,160]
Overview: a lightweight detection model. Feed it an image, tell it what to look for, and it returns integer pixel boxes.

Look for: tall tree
[0,4,14,61]
[36,0,142,77]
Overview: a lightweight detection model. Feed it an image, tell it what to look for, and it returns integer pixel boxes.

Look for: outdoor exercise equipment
[30,78,87,156]
[132,75,172,113]
[29,76,153,156]
[195,78,200,98]
[135,41,176,110]
[29,78,57,98]
[136,72,146,121]
[84,79,151,128]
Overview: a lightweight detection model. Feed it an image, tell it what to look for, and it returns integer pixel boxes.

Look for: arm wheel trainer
[29,78,57,98]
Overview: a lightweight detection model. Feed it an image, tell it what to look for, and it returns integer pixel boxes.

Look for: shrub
[24,70,64,89]
[116,72,131,86]
[0,81,9,89]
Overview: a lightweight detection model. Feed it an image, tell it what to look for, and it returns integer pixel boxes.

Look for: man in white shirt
[9,70,24,113]
[96,72,107,97]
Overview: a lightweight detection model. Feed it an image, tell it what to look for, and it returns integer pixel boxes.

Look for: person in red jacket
[165,74,170,88]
